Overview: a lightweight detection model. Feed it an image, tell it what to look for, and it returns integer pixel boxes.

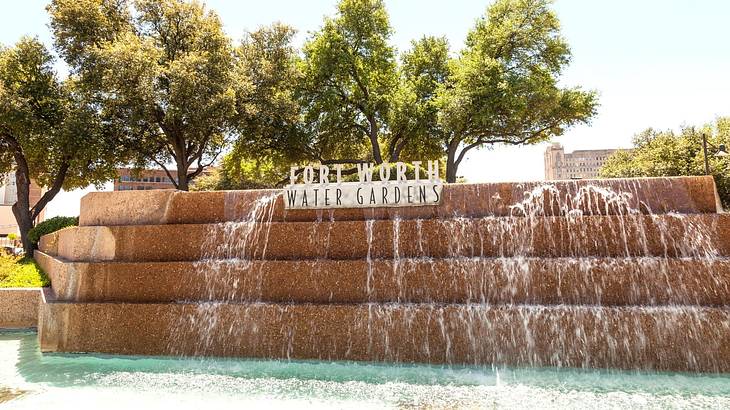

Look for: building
[0,173,46,237]
[544,143,620,180]
[114,167,215,191]
[114,168,179,191]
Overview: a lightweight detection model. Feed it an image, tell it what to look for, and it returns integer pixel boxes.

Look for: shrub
[6,233,17,241]
[0,254,50,287]
[27,216,79,246]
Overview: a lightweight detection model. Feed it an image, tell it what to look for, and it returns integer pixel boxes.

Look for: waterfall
[152,177,730,371]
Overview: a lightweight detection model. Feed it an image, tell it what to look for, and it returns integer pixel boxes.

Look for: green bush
[27,216,79,246]
[0,254,49,288]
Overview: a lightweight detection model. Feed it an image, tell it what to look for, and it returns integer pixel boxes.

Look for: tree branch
[187,156,205,180]
[31,160,69,219]
[454,120,565,167]
[150,157,178,189]
[318,158,369,165]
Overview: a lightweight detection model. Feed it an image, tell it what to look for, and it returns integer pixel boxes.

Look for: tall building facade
[544,143,619,180]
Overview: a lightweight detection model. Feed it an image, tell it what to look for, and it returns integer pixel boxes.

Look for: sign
[284,161,443,210]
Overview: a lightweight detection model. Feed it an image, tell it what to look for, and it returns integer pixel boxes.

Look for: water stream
[165,180,728,370]
[5,179,730,406]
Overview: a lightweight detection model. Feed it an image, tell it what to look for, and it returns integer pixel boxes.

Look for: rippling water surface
[2,331,730,409]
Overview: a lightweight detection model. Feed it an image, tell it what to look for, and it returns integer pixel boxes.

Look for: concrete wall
[0,288,40,328]
[33,176,730,371]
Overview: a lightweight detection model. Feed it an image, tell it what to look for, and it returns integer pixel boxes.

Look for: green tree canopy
[216,0,599,187]
[0,37,120,253]
[48,0,237,190]
[299,0,398,166]
[436,0,598,182]
[600,119,730,207]
[387,36,450,162]
[224,23,306,187]
[193,153,288,191]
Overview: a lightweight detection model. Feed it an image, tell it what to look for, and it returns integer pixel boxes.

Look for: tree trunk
[4,134,69,256]
[389,138,406,163]
[172,139,189,191]
[368,116,383,164]
[176,165,189,191]
[445,139,459,183]
[11,167,34,256]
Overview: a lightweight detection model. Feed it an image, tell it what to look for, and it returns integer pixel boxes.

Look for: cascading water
[164,177,729,371]
[169,192,281,356]
[355,179,728,369]
[25,175,730,410]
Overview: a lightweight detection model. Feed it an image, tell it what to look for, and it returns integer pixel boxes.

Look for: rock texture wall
[0,289,40,328]
[36,176,730,372]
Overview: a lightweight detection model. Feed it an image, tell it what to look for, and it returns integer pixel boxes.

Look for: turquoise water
[2,331,730,409]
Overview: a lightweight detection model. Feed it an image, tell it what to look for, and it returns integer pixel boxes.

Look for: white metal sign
[284,161,443,210]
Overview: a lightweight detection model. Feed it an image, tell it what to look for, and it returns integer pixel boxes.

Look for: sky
[1,0,730,217]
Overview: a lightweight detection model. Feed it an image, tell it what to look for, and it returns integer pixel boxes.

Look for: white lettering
[334,164,344,184]
[357,163,375,183]
[319,165,330,184]
[289,166,298,185]
[303,166,314,184]
[284,160,443,209]
[379,162,391,182]
[427,161,440,181]
[395,162,407,182]
[413,161,422,182]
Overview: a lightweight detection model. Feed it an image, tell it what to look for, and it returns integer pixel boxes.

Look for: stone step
[78,176,720,226]
[35,252,730,307]
[38,298,730,372]
[39,214,730,262]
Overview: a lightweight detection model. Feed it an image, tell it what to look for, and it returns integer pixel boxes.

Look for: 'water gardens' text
[284,161,443,209]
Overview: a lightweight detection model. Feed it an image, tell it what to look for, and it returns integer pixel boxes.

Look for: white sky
[1,0,729,217]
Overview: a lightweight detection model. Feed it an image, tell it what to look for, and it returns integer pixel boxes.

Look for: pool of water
[2,330,730,409]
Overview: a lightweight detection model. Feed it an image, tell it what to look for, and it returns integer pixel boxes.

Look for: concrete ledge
[38,300,730,372]
[34,251,730,306]
[39,214,730,262]
[78,176,722,226]
[0,288,41,328]
[38,231,59,256]
[34,176,730,370]
[33,252,70,299]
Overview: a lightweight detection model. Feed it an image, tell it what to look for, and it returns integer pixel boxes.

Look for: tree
[48,0,237,190]
[387,36,451,162]
[299,0,398,166]
[225,23,306,186]
[436,0,598,182]
[600,119,730,207]
[0,38,120,254]
[194,153,287,191]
